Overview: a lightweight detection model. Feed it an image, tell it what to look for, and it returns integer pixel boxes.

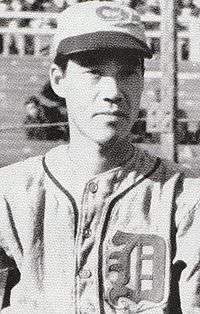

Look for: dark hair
[53,53,69,72]
[53,49,145,75]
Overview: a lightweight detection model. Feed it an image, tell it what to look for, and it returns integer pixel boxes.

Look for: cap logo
[96,5,130,22]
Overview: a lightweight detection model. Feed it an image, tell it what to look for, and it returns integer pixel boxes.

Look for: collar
[42,144,161,197]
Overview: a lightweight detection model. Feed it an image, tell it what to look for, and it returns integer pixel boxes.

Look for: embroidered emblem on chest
[106,231,167,306]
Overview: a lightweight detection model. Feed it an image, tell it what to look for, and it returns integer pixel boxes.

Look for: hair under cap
[53,1,152,59]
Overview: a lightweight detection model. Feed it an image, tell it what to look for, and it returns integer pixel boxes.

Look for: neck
[68,131,134,177]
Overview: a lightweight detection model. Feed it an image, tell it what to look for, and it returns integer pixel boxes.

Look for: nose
[99,76,123,104]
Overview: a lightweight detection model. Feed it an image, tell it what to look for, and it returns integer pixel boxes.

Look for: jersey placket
[75,178,100,313]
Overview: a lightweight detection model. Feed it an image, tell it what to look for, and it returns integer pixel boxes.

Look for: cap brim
[57,31,153,59]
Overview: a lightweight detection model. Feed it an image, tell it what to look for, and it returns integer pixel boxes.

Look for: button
[117,298,130,310]
[88,182,98,193]
[80,302,95,313]
[79,269,92,279]
[84,228,92,239]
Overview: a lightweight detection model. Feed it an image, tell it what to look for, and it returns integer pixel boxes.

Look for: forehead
[68,49,143,68]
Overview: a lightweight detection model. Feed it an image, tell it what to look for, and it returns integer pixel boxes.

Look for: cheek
[122,79,143,123]
[65,80,95,118]
[131,87,143,106]
[123,78,143,105]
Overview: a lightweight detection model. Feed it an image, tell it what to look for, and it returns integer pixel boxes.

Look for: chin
[89,127,130,144]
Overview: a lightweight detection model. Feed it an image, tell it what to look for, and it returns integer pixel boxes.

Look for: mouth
[93,111,128,119]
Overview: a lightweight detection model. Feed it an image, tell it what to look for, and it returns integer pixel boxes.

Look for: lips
[93,111,128,119]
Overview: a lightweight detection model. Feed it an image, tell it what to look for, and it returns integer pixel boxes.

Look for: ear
[49,64,66,98]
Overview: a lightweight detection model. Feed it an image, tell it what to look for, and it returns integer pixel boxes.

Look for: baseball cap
[53,1,153,59]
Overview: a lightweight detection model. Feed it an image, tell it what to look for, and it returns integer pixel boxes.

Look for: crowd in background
[0,0,199,15]
[0,0,66,13]
[134,0,199,16]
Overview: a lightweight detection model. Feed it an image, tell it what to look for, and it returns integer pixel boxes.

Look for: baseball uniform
[0,144,200,313]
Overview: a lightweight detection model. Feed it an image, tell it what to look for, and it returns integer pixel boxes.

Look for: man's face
[53,49,144,144]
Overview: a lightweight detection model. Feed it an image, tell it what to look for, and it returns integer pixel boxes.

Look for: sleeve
[0,250,9,310]
[0,189,21,311]
[0,249,20,310]
[175,178,200,313]
[0,194,12,310]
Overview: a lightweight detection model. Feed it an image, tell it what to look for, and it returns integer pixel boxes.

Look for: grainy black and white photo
[0,0,200,313]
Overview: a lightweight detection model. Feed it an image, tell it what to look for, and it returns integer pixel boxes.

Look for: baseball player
[1,1,200,313]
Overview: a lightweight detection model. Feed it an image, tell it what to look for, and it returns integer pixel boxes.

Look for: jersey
[0,144,200,313]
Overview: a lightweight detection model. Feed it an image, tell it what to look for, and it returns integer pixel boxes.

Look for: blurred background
[0,0,200,169]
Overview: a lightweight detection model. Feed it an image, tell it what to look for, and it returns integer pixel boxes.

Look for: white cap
[54,1,152,58]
